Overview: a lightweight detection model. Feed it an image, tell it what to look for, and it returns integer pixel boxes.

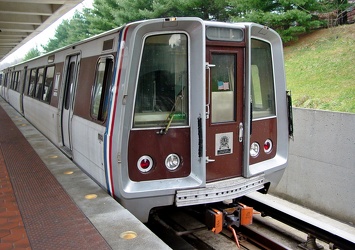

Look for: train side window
[43,66,55,103]
[10,72,15,90]
[11,71,20,92]
[251,39,276,119]
[28,69,37,97]
[133,33,189,128]
[15,71,21,92]
[10,71,20,90]
[34,67,44,100]
[91,56,114,121]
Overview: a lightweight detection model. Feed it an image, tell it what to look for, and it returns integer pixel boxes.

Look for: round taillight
[264,139,273,154]
[137,155,153,173]
[165,154,181,171]
[250,142,260,158]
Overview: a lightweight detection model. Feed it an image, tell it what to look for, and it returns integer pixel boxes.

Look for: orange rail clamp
[212,208,223,234]
[206,208,223,234]
[239,204,254,226]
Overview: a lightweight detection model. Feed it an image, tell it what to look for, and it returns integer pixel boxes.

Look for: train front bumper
[175,174,265,207]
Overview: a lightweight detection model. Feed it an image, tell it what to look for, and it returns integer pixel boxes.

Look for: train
[0,17,293,223]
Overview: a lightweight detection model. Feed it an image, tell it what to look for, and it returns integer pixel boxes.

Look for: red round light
[140,159,150,169]
[137,155,153,173]
[264,139,273,153]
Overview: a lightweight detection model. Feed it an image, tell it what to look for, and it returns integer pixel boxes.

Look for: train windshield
[133,33,189,128]
[251,39,276,119]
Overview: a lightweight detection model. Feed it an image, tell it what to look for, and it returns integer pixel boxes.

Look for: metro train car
[0,17,292,223]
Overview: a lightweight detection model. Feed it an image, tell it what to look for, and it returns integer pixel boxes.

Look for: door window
[211,53,236,123]
[64,62,75,110]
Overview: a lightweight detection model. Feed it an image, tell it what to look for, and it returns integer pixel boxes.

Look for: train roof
[3,17,281,71]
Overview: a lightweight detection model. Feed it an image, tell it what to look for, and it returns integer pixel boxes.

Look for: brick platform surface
[0,105,111,250]
[0,149,31,250]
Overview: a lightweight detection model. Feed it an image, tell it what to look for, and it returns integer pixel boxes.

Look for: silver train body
[0,17,291,222]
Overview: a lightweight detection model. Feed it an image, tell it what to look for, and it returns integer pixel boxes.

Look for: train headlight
[264,139,273,154]
[137,155,154,173]
[165,154,180,171]
[250,142,260,158]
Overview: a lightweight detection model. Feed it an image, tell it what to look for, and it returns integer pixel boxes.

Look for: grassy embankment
[284,23,355,113]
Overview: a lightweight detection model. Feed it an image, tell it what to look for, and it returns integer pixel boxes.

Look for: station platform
[0,98,170,250]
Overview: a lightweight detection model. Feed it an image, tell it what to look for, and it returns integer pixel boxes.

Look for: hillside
[284,23,355,113]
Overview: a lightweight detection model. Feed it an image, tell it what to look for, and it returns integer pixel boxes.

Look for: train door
[20,67,27,114]
[4,72,10,101]
[0,72,3,98]
[205,46,244,182]
[61,54,79,151]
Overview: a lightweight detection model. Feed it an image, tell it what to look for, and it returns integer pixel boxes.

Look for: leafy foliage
[230,0,325,42]
[41,0,351,52]
[23,47,41,61]
[42,11,91,53]
[87,0,119,34]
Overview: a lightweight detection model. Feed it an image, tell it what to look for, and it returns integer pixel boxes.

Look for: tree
[23,47,41,61]
[42,11,91,53]
[42,19,71,52]
[113,0,154,24]
[112,0,238,24]
[229,0,324,42]
[317,0,350,26]
[41,0,350,51]
[87,0,119,34]
[66,10,92,44]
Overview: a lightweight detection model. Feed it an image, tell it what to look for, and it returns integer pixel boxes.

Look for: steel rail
[241,194,355,250]
[238,225,291,250]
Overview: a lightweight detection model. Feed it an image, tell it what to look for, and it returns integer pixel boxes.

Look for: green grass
[284,23,355,113]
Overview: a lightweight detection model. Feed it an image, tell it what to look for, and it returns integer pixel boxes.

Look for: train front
[108,18,290,222]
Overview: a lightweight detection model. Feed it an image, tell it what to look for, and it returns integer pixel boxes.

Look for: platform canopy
[0,0,83,62]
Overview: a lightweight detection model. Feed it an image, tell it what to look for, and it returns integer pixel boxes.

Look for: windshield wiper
[157,92,184,135]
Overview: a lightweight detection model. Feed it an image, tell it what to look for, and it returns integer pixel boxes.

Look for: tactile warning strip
[0,106,111,250]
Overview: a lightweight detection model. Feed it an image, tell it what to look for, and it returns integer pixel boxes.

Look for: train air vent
[48,55,55,63]
[102,39,114,51]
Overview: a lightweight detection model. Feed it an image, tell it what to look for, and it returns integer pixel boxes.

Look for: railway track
[146,194,355,250]
[147,206,293,249]
[241,193,355,250]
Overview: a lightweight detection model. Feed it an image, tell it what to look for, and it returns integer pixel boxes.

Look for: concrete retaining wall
[270,108,355,224]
